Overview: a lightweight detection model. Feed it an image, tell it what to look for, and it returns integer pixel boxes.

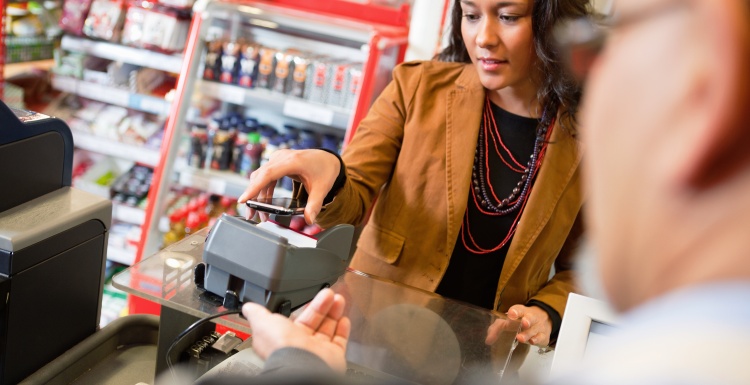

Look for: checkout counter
[0,99,524,384]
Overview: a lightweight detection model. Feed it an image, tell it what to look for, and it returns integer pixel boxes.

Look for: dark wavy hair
[437,0,591,133]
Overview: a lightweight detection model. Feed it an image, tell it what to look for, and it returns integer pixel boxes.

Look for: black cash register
[0,100,111,384]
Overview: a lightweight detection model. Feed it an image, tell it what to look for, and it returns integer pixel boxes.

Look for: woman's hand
[237,149,341,225]
[242,289,351,373]
[507,305,552,347]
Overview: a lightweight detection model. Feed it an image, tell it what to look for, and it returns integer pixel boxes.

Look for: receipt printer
[196,215,355,315]
[0,101,111,384]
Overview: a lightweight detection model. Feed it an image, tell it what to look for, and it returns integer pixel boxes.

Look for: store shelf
[61,35,183,73]
[72,130,161,167]
[175,164,292,199]
[107,245,136,266]
[199,80,352,130]
[113,203,146,226]
[52,75,171,116]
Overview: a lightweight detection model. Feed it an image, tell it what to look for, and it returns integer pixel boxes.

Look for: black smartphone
[245,197,307,215]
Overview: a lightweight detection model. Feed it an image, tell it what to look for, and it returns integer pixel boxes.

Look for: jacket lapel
[444,65,484,258]
[499,121,582,287]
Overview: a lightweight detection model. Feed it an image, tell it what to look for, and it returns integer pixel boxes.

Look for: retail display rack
[49,2,192,266]
[126,0,410,313]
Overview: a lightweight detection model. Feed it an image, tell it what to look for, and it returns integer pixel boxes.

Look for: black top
[436,102,538,309]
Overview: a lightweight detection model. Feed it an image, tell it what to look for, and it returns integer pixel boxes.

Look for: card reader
[195,214,355,316]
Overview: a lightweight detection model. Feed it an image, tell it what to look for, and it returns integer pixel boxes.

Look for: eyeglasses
[553,0,688,83]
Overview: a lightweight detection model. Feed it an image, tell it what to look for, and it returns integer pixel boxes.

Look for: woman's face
[460,0,537,96]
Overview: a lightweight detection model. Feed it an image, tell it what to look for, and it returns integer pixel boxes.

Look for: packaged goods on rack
[83,0,127,41]
[181,111,344,179]
[5,1,62,63]
[161,189,239,247]
[60,0,94,35]
[204,38,363,110]
[110,164,154,207]
[121,2,191,53]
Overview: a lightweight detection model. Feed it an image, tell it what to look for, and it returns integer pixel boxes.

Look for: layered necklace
[460,96,555,255]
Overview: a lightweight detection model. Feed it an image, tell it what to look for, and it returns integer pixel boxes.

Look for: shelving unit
[71,130,161,167]
[52,75,172,115]
[51,21,190,268]
[135,0,412,265]
[175,162,293,199]
[60,35,184,73]
[199,80,352,129]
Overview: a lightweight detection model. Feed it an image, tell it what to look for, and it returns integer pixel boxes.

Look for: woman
[239,0,589,347]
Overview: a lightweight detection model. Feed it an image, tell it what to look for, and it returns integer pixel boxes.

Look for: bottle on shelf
[187,121,208,168]
[239,132,263,178]
[162,207,187,247]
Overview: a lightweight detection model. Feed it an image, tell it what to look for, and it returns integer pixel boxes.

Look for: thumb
[507,306,524,320]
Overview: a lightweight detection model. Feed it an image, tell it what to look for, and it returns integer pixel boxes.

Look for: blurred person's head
[580,0,750,312]
[438,0,590,131]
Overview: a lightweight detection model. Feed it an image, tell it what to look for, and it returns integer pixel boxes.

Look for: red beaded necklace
[460,96,555,255]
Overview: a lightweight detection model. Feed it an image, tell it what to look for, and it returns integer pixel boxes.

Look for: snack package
[120,3,148,47]
[237,43,260,88]
[83,0,127,42]
[256,47,278,90]
[60,0,94,36]
[141,5,191,53]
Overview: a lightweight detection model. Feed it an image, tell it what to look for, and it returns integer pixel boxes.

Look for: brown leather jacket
[316,61,583,317]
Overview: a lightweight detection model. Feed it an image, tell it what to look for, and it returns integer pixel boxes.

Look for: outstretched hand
[242,289,351,372]
[237,149,341,225]
[507,305,552,347]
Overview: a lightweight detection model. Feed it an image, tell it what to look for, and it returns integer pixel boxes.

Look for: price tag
[223,85,246,105]
[52,76,77,92]
[283,99,335,126]
[131,94,168,115]
[208,178,227,195]
[179,171,204,190]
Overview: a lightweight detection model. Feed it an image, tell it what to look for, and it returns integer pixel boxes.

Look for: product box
[83,0,127,42]
[120,4,148,47]
[60,0,94,36]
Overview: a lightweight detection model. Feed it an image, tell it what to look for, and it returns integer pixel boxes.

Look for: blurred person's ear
[678,0,750,189]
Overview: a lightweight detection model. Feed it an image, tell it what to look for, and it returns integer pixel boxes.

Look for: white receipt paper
[256,221,317,249]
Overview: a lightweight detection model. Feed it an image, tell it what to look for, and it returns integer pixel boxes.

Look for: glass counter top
[113,227,522,384]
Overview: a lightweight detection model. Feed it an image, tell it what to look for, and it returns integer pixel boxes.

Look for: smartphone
[245,197,307,215]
